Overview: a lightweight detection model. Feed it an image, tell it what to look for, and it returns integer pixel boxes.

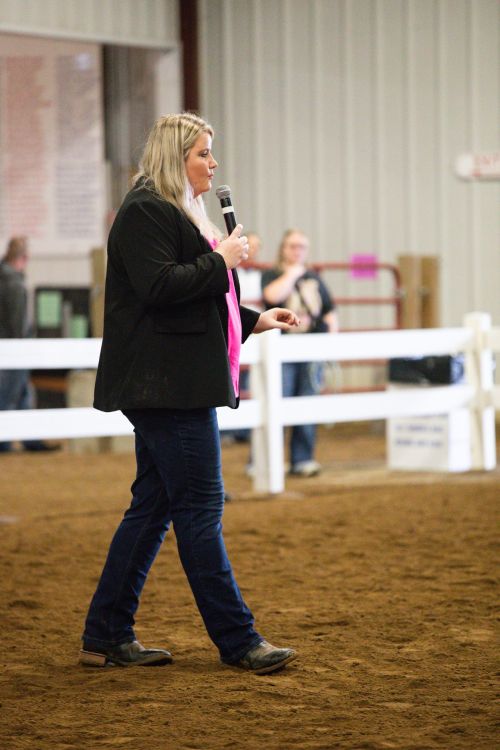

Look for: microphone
[215,185,237,234]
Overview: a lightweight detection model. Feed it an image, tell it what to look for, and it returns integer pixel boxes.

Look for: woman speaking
[79,113,299,675]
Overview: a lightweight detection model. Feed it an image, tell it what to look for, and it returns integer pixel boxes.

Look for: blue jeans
[83,407,261,664]
[282,362,322,467]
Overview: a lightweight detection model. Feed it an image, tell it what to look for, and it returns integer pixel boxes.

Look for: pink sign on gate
[350,254,378,279]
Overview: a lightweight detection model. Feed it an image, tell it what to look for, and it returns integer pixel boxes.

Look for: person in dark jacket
[0,237,58,453]
[79,113,299,674]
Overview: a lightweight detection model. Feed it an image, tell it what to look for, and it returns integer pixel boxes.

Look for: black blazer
[93,185,260,412]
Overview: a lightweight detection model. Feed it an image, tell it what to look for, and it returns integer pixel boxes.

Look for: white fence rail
[0,312,498,493]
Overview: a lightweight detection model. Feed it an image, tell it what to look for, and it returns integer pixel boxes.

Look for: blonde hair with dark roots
[134,112,221,240]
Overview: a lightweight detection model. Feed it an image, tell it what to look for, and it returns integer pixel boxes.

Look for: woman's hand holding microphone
[214,223,300,333]
[215,224,249,269]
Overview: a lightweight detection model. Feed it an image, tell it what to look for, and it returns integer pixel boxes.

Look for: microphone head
[215,185,231,200]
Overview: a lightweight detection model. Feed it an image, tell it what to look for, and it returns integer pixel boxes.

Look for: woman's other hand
[215,225,249,269]
[252,308,300,334]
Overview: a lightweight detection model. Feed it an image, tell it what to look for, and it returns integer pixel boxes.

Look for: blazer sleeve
[240,305,260,343]
[116,200,229,308]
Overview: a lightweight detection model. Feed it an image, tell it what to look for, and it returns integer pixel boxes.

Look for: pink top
[209,238,242,397]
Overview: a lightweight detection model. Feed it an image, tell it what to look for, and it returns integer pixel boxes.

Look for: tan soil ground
[0,423,498,750]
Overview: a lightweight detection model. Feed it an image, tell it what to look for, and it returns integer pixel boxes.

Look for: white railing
[0,312,498,493]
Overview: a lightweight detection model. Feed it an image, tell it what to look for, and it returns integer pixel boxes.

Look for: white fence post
[250,329,284,494]
[464,312,497,470]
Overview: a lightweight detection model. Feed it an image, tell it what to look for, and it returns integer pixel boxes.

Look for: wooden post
[180,0,200,112]
[398,255,422,329]
[421,256,440,328]
[90,247,106,338]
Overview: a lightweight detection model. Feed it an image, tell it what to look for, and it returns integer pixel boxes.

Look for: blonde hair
[4,236,28,264]
[133,112,221,240]
[276,228,309,267]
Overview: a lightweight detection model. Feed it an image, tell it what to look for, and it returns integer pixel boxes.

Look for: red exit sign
[455,151,500,180]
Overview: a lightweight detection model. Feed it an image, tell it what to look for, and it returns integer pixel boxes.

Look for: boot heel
[79,649,107,667]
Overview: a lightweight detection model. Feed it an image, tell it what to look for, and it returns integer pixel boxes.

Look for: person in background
[262,228,338,477]
[0,237,58,453]
[79,113,299,674]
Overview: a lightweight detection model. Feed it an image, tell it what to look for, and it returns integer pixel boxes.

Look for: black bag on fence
[388,355,465,385]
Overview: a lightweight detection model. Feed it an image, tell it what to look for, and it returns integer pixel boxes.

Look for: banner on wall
[0,33,105,255]
[455,152,500,181]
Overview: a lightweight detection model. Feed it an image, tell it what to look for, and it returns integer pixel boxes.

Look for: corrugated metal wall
[199,0,500,328]
[0,0,178,48]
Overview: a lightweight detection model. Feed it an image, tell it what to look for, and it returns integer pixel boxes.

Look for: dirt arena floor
[0,423,498,750]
